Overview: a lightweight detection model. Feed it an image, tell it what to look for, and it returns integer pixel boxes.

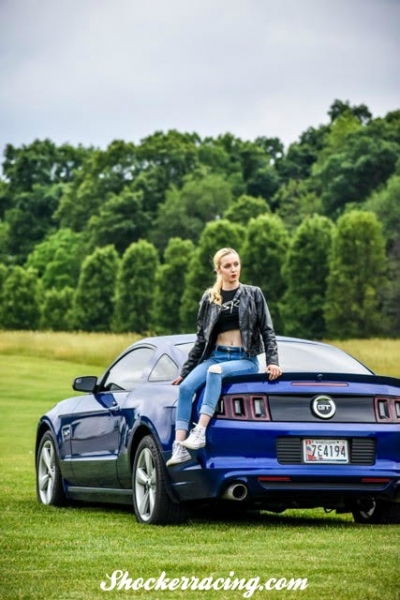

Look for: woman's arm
[179,294,208,379]
[255,287,279,367]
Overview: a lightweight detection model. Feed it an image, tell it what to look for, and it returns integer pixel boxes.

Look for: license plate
[303,439,349,463]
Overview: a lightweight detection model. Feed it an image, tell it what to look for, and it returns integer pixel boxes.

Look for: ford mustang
[35,335,400,525]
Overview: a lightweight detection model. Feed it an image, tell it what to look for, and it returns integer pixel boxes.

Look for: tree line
[0,99,399,339]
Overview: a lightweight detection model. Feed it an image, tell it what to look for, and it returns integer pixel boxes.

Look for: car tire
[352,498,400,524]
[132,435,187,525]
[36,431,67,506]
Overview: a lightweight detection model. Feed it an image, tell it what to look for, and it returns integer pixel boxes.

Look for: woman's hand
[171,375,183,386]
[266,364,282,380]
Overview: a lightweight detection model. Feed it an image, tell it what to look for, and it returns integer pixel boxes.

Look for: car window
[102,347,155,391]
[274,342,372,374]
[149,354,179,382]
[175,342,194,359]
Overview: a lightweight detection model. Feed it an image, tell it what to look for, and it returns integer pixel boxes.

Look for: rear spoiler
[224,371,400,388]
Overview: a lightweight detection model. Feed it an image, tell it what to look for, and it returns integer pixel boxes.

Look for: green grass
[0,337,399,600]
[328,338,400,378]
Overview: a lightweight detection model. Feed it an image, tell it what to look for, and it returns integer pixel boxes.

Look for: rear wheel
[352,498,400,524]
[132,436,187,525]
[36,432,67,506]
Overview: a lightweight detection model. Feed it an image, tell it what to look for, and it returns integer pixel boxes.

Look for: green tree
[223,194,270,225]
[0,266,40,329]
[55,140,138,231]
[128,167,171,217]
[2,139,89,193]
[1,140,89,262]
[179,220,245,331]
[277,124,330,183]
[152,238,195,334]
[275,179,322,232]
[312,119,400,218]
[202,133,243,176]
[364,173,400,334]
[364,173,400,249]
[0,179,13,219]
[0,263,8,326]
[0,263,7,288]
[87,187,151,254]
[199,134,282,200]
[197,136,246,197]
[0,220,9,263]
[313,111,361,167]
[324,211,389,338]
[113,240,159,333]
[151,173,233,251]
[26,228,85,290]
[241,214,289,333]
[137,130,200,187]
[254,136,285,164]
[236,140,281,200]
[131,130,201,218]
[198,137,238,174]
[280,216,334,338]
[40,287,74,331]
[276,100,374,186]
[383,239,400,336]
[246,163,281,201]
[328,99,372,124]
[72,245,120,332]
[150,185,189,250]
[5,183,65,262]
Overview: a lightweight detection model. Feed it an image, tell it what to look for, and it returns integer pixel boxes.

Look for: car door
[69,346,155,487]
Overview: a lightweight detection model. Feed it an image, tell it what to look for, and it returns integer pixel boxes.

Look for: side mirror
[73,376,98,393]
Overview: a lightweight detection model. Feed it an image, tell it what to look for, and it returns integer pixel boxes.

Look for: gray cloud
[0,0,399,152]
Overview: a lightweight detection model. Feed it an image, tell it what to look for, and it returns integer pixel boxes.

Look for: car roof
[137,333,339,349]
[137,333,196,346]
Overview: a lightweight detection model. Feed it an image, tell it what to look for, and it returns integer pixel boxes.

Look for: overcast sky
[0,0,399,155]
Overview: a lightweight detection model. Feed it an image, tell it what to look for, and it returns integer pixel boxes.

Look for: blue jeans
[175,346,259,431]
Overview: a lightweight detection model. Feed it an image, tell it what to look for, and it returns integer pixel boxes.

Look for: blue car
[35,335,400,525]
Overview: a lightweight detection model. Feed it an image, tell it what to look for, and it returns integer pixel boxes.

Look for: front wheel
[352,498,400,524]
[132,436,187,525]
[36,431,67,506]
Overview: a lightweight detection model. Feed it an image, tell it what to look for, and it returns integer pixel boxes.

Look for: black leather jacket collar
[180,283,279,379]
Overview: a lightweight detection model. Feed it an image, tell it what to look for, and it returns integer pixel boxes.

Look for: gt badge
[311,395,336,419]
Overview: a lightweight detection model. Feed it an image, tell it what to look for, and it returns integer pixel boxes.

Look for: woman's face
[217,252,241,287]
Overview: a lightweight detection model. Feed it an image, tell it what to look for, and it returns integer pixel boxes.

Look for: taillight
[374,397,400,423]
[217,394,271,421]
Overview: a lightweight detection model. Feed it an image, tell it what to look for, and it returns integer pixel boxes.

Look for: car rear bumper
[169,460,400,509]
[167,420,400,509]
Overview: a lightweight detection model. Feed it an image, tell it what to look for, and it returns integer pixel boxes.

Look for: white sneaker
[166,441,191,467]
[180,425,206,449]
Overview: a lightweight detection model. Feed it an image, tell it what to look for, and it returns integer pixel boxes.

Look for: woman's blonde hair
[208,247,240,305]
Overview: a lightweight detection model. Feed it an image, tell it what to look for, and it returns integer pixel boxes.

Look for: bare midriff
[216,329,243,348]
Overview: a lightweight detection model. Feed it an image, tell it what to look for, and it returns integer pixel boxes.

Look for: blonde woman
[167,247,282,466]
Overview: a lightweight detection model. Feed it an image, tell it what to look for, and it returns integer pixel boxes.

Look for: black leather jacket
[180,283,279,379]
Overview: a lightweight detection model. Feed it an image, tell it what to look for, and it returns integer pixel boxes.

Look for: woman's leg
[175,358,216,435]
[167,358,216,466]
[181,355,258,449]
[199,356,258,419]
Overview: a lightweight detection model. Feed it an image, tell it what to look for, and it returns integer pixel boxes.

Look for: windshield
[268,341,372,374]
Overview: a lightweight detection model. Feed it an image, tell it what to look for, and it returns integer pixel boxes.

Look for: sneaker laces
[189,424,205,439]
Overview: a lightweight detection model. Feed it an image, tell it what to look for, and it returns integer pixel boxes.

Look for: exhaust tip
[222,482,248,501]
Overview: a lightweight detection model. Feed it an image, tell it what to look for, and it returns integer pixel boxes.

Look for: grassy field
[0,332,399,600]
